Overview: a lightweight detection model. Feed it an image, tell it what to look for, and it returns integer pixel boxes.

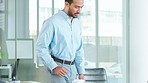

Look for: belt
[51,55,74,65]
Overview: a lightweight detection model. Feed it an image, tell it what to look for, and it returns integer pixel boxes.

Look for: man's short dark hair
[65,0,73,4]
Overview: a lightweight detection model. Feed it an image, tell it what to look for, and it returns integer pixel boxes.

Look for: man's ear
[65,2,70,7]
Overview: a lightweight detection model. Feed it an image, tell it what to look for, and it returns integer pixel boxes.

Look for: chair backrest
[85,68,108,83]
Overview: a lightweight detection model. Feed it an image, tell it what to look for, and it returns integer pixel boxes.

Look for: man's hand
[78,74,85,79]
[79,74,85,83]
[53,66,68,77]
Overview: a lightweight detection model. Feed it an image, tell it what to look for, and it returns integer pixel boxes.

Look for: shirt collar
[58,10,70,20]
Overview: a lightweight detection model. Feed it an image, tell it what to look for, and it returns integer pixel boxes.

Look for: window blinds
[0,0,5,29]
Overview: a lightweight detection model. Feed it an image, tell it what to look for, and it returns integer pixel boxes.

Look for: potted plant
[0,51,4,59]
[0,46,3,59]
[0,46,4,64]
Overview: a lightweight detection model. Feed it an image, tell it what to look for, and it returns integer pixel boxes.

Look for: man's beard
[68,11,75,18]
[68,9,79,18]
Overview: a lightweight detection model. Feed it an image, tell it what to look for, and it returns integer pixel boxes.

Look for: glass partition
[80,0,97,68]
[79,0,127,83]
[97,0,125,83]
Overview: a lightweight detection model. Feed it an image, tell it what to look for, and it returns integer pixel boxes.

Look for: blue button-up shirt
[36,10,85,74]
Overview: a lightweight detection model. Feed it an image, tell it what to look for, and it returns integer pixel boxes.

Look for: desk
[21,81,41,83]
[0,65,12,81]
[5,81,41,83]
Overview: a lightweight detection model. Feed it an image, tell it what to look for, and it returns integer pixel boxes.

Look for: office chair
[84,68,108,83]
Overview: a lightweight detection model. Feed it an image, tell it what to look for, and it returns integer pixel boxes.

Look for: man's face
[67,0,84,18]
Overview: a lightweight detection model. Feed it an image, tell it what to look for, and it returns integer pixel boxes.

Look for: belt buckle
[70,61,73,65]
[62,60,65,64]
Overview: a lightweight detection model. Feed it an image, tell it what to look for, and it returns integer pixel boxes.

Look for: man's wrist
[79,74,85,79]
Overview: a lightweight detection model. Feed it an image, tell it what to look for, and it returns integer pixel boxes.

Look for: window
[39,0,52,31]
[97,0,124,83]
[28,0,127,83]
[54,0,64,14]
[29,0,37,37]
[0,0,5,30]
[29,0,52,38]
[0,0,5,50]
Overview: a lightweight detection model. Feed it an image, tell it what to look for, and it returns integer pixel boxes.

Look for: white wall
[130,0,148,83]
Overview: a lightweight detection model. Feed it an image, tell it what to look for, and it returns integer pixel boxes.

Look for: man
[36,0,85,83]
